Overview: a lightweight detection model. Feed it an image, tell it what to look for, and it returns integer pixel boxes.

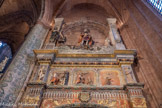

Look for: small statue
[51,73,60,85]
[49,27,59,45]
[49,27,66,46]
[76,74,85,84]
[78,29,93,49]
[125,67,134,83]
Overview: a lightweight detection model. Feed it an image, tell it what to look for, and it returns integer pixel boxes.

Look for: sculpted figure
[76,74,85,84]
[76,72,94,85]
[78,29,93,49]
[125,67,134,83]
[38,66,45,81]
[49,27,66,46]
[50,71,69,85]
[51,73,60,85]
[50,28,60,45]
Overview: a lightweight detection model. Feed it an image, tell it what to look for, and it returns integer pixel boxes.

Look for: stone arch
[0,0,44,55]
[58,3,109,24]
[56,0,123,24]
[0,10,33,32]
[40,0,66,27]
[40,0,127,27]
[56,2,113,47]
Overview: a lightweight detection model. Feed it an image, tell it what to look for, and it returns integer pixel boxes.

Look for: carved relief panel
[46,67,125,87]
[30,64,49,83]
[121,65,137,84]
[47,67,71,86]
[73,68,96,86]
[99,70,121,86]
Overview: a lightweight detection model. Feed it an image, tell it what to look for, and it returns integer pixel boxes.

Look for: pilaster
[121,65,137,84]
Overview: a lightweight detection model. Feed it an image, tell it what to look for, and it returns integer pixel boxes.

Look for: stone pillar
[0,23,50,107]
[107,18,126,50]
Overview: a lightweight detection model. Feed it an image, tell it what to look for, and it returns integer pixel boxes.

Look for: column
[107,18,126,50]
[0,23,50,106]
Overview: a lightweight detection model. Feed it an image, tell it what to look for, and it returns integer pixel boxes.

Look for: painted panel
[47,68,71,85]
[100,70,121,86]
[73,68,96,86]
[47,67,124,86]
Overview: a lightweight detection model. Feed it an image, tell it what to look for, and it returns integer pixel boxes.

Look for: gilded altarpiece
[18,18,147,108]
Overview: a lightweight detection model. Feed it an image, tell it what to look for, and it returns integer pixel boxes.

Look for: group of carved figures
[37,67,69,85]
[78,29,94,49]
[37,66,135,86]
[37,67,94,85]
[37,67,120,86]
[50,72,93,86]
[49,28,94,49]
[48,72,113,86]
[50,72,69,85]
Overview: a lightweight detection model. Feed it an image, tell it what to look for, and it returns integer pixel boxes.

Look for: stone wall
[119,0,162,107]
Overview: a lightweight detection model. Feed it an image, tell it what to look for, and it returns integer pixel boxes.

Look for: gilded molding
[33,49,136,58]
[33,49,58,54]
[51,64,120,68]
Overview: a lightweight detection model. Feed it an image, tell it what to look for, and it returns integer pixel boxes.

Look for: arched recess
[56,0,124,25]
[57,3,110,24]
[55,2,115,47]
